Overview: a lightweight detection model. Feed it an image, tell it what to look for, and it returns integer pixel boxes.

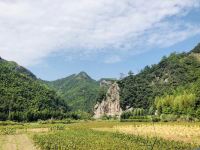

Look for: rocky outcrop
[100,80,113,87]
[93,82,122,119]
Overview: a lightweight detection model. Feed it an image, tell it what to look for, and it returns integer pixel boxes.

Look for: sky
[0,0,200,81]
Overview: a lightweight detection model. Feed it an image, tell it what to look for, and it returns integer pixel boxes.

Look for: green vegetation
[49,124,65,131]
[45,72,99,112]
[0,127,16,135]
[121,108,145,119]
[33,129,193,150]
[1,43,200,124]
[118,43,200,120]
[191,43,200,53]
[155,82,200,121]
[0,121,199,150]
[120,108,153,122]
[95,86,108,103]
[0,58,69,122]
[32,121,198,150]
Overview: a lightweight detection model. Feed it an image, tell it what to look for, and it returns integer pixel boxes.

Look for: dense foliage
[45,72,99,112]
[155,82,200,119]
[95,87,108,103]
[0,58,69,121]
[191,43,200,53]
[121,108,145,119]
[118,43,200,117]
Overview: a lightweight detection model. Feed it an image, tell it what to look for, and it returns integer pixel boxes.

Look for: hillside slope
[118,43,200,113]
[46,72,99,112]
[0,58,69,121]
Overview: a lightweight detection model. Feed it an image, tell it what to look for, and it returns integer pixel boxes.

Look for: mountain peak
[46,71,99,111]
[78,71,88,76]
[75,71,92,80]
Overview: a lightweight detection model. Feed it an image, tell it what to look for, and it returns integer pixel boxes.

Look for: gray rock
[93,82,122,119]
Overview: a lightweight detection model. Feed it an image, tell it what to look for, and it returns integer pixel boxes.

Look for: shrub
[151,116,161,122]
[160,114,178,122]
[68,111,92,120]
[120,111,132,119]
[101,115,112,120]
[120,108,146,119]
[178,115,194,122]
[50,125,65,131]
[196,108,200,119]
[0,127,16,135]
[0,121,23,126]
[120,116,151,122]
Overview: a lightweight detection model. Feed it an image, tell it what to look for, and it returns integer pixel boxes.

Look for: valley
[1,1,200,149]
[1,43,200,149]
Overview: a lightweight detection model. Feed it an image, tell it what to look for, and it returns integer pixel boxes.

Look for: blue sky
[29,35,200,81]
[0,0,200,81]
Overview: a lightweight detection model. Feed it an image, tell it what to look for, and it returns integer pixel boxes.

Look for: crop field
[94,123,200,145]
[0,121,200,150]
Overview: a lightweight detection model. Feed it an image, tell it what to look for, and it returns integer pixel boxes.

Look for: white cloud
[146,23,200,47]
[104,55,121,64]
[0,0,200,66]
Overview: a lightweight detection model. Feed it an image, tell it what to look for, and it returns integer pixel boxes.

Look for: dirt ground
[1,134,37,150]
[0,127,49,150]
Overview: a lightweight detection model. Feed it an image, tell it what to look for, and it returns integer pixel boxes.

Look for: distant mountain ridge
[118,43,200,114]
[0,58,36,79]
[1,42,200,120]
[45,72,100,112]
[0,58,69,121]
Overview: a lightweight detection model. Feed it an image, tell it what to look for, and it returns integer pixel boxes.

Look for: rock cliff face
[99,79,113,87]
[93,82,122,119]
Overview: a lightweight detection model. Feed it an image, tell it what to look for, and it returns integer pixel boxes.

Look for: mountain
[0,58,69,121]
[118,43,200,118]
[46,72,99,112]
[0,57,36,79]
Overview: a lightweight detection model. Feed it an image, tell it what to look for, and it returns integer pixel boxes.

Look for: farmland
[0,121,200,150]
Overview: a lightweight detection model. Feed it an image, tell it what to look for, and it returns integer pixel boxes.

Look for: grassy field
[0,121,200,150]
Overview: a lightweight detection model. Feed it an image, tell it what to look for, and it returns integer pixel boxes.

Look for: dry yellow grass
[26,128,49,133]
[94,124,200,145]
[2,134,37,150]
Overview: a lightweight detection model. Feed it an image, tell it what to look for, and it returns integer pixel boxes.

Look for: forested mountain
[1,43,200,121]
[0,57,36,79]
[45,72,99,112]
[118,43,200,117]
[0,58,69,121]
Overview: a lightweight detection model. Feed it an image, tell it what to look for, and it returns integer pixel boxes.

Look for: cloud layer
[0,0,200,66]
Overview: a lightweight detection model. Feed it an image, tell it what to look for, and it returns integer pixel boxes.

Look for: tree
[119,73,126,80]
[128,70,134,76]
